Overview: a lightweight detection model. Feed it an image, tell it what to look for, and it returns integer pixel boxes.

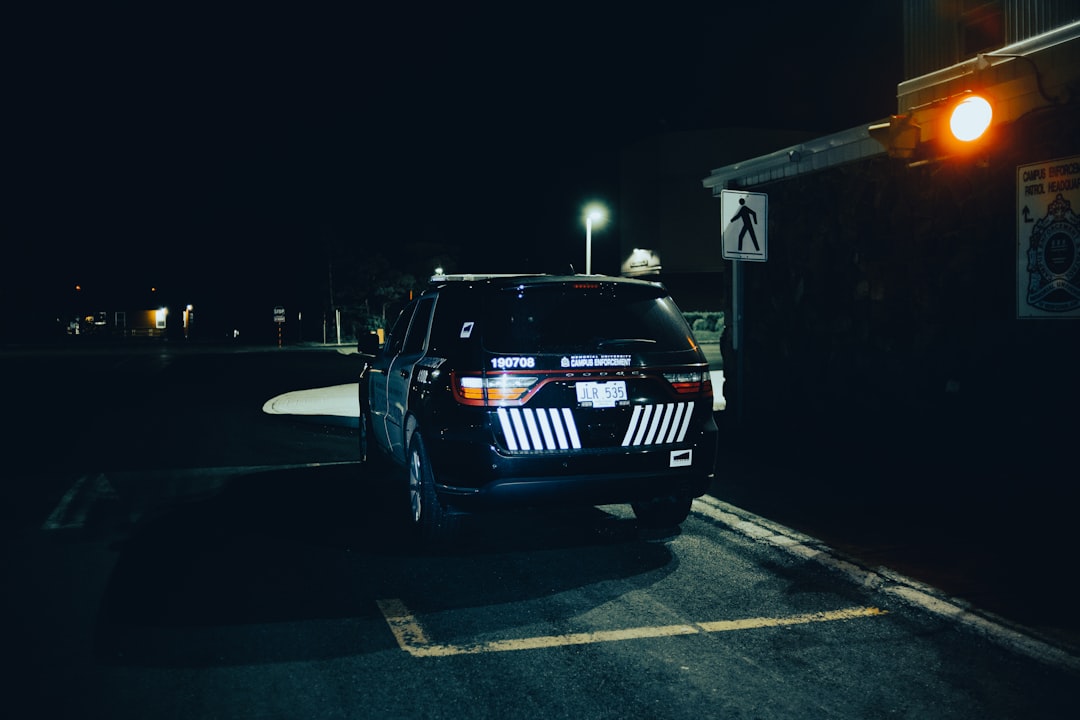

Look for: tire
[407,433,460,543]
[631,495,693,529]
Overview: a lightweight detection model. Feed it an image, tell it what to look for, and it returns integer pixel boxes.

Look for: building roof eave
[703,20,1080,195]
[701,121,890,194]
[898,18,1080,104]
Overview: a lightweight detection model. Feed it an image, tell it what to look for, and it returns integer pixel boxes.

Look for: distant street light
[582,203,608,275]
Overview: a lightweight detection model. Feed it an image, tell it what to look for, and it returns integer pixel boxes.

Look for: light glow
[949,95,993,142]
[582,202,608,275]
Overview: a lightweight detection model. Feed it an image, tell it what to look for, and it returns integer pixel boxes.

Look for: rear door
[368,301,416,454]
[385,296,435,461]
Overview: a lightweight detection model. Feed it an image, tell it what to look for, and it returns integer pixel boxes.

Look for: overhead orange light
[948,94,993,143]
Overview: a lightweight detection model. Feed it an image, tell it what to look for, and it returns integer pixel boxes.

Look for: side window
[402,297,435,355]
[385,301,417,356]
[424,295,470,354]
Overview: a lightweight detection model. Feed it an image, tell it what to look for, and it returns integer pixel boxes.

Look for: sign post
[274,306,285,347]
[720,190,768,426]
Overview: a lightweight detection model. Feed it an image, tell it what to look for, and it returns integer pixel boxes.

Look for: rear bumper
[440,467,713,511]
[427,413,718,511]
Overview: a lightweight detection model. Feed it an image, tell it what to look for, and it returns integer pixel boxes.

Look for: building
[689,2,1080,456]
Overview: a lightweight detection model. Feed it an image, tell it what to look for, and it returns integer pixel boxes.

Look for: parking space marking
[376,598,886,658]
[692,496,1080,673]
[41,462,360,532]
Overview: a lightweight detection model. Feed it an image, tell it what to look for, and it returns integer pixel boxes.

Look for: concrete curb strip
[691,495,1080,675]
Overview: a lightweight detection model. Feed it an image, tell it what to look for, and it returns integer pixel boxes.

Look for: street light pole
[586,215,593,275]
[582,203,606,275]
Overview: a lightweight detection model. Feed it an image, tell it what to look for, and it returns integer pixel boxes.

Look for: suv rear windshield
[481,283,695,354]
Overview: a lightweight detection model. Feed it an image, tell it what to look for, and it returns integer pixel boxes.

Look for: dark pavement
[6,339,1075,664]
[706,414,1080,658]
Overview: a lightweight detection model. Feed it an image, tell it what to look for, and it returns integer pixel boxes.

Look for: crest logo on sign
[1026,193,1080,313]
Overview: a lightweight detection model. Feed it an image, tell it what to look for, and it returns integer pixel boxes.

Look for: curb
[692,494,1080,675]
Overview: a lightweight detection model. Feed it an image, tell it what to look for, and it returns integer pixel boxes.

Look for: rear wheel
[407,433,460,543]
[632,496,693,529]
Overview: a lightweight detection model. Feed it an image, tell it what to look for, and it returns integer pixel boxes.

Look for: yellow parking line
[376,599,887,658]
[697,606,887,632]
[376,598,432,649]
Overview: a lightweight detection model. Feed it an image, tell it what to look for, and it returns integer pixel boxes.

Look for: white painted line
[41,462,361,532]
[43,473,91,531]
[42,473,118,531]
[376,598,885,658]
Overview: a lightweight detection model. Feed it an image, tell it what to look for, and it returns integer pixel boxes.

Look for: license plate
[575,380,627,408]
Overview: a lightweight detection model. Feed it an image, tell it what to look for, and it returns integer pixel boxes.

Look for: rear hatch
[450,279,713,453]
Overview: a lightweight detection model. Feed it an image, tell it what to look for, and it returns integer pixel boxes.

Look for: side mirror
[357,332,380,358]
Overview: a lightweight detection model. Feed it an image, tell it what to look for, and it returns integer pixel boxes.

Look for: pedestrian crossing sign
[721,190,768,261]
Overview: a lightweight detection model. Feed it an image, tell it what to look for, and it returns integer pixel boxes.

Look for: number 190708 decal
[490,356,536,369]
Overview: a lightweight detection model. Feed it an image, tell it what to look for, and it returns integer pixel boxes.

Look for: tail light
[453,372,539,406]
[663,371,713,398]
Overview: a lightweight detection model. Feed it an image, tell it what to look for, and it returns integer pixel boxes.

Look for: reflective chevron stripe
[497,407,581,451]
[621,402,694,447]
[497,403,693,452]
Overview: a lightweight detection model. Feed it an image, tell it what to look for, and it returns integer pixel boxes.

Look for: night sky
[6,3,902,334]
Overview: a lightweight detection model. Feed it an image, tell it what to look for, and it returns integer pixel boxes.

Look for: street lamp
[582,203,607,275]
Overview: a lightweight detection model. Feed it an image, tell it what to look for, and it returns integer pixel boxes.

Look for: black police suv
[357,273,718,541]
